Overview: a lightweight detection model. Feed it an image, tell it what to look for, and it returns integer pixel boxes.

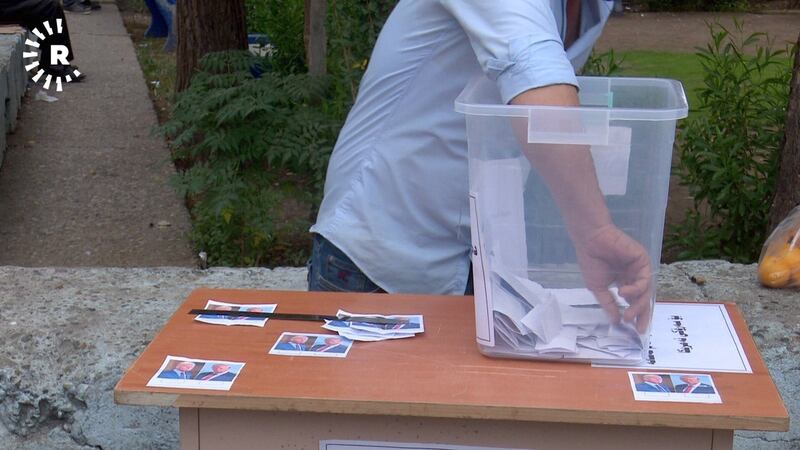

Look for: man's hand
[573,224,653,333]
[512,85,654,334]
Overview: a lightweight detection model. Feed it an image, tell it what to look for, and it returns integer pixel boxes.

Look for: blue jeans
[307,234,474,295]
[307,234,385,293]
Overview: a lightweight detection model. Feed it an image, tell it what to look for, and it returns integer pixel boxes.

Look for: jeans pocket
[319,253,372,292]
[317,255,383,293]
[309,235,384,293]
[315,273,351,292]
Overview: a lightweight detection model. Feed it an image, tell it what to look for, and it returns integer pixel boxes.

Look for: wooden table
[115,289,789,450]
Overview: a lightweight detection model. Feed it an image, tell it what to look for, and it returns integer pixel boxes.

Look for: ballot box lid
[115,289,788,432]
[455,76,689,121]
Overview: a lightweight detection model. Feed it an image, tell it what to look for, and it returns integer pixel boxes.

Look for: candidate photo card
[629,372,721,403]
[323,320,416,342]
[194,299,277,327]
[337,309,425,335]
[349,315,424,334]
[146,355,245,391]
[269,333,353,358]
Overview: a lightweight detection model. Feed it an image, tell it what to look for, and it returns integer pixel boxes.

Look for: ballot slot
[456,75,688,364]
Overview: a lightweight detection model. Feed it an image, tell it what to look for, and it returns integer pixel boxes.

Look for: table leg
[712,429,734,450]
[179,408,200,450]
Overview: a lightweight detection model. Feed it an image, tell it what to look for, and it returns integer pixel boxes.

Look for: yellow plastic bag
[758,205,800,289]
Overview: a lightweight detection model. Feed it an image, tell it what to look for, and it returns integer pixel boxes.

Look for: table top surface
[114,289,789,431]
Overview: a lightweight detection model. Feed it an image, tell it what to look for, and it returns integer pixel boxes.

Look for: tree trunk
[176,0,248,92]
[304,0,327,76]
[768,33,800,231]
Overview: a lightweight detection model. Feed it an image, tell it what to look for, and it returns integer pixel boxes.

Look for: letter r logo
[50,45,70,65]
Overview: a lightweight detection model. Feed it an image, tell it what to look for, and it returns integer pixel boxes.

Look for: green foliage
[161,51,339,266]
[245,0,306,72]
[667,22,794,262]
[165,0,395,267]
[580,49,625,76]
[326,0,396,117]
[135,38,176,115]
[244,0,395,102]
[614,51,705,114]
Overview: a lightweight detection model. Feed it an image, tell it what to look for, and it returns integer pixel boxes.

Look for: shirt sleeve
[437,0,579,104]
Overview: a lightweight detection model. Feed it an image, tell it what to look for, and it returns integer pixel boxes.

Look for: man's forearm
[510,85,613,241]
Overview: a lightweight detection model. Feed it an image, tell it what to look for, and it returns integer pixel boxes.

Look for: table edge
[113,389,790,432]
[113,293,791,432]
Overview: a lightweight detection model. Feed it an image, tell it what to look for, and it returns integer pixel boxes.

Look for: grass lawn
[614,50,793,118]
[614,51,704,115]
[120,9,176,125]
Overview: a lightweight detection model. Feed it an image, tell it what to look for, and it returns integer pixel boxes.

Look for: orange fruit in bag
[781,245,800,265]
[779,245,800,285]
[758,255,792,288]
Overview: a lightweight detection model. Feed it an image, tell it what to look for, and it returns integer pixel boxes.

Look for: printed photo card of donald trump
[147,355,245,391]
[629,372,721,404]
[270,333,353,358]
[195,299,277,327]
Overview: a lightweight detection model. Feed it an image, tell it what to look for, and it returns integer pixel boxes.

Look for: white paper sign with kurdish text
[594,303,752,373]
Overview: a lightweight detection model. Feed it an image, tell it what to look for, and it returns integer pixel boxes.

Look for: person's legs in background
[0,0,85,80]
[42,3,77,76]
[63,0,91,14]
[82,0,101,11]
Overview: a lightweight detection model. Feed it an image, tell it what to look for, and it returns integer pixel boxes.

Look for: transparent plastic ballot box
[455,76,688,364]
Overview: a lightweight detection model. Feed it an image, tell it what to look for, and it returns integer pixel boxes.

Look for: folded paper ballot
[322,310,425,342]
[534,325,578,354]
[489,270,645,361]
[328,325,416,342]
[469,156,646,362]
[491,283,533,334]
[521,297,562,343]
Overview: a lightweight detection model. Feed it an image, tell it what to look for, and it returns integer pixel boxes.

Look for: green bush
[162,51,339,266]
[245,0,395,90]
[325,0,396,117]
[667,22,794,262]
[580,49,625,76]
[246,0,306,73]
[162,0,394,267]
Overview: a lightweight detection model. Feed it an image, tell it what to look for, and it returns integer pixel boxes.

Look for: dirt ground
[596,11,799,52]
[596,10,800,52]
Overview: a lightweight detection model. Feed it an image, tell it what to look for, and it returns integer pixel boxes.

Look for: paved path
[0,5,195,267]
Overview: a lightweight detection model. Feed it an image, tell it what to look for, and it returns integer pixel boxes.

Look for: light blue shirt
[311,0,613,295]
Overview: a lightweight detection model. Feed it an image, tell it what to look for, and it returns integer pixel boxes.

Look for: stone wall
[0,264,796,449]
[0,28,27,168]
